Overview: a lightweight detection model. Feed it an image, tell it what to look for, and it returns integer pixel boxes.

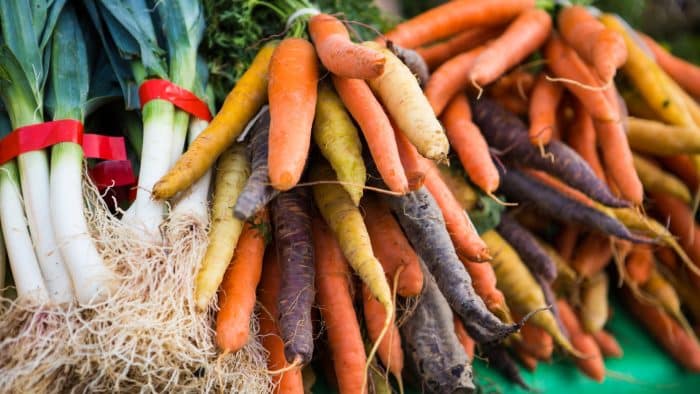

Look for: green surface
[311,299,700,393]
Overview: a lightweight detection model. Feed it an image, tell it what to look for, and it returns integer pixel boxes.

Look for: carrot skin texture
[272,189,316,364]
[416,27,502,71]
[627,117,700,156]
[529,72,564,146]
[268,38,319,191]
[471,98,629,208]
[567,102,606,181]
[571,234,613,279]
[312,218,367,394]
[469,9,552,87]
[441,93,499,193]
[641,33,700,98]
[309,13,384,79]
[400,266,475,393]
[425,46,484,116]
[557,300,606,382]
[384,188,520,344]
[453,316,475,361]
[496,214,557,282]
[153,42,275,200]
[332,76,409,194]
[394,124,428,190]
[594,119,644,205]
[593,330,623,358]
[216,212,268,353]
[362,284,404,380]
[382,0,534,49]
[258,249,304,393]
[233,108,278,221]
[362,196,424,297]
[651,192,700,276]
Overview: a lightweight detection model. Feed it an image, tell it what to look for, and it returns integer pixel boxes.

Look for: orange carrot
[332,76,409,194]
[258,248,304,393]
[490,92,530,116]
[595,119,644,205]
[425,46,484,116]
[460,255,511,321]
[625,288,700,372]
[557,224,580,262]
[558,299,606,382]
[651,192,700,277]
[571,233,613,279]
[656,246,679,271]
[416,27,502,70]
[523,169,596,208]
[453,316,475,361]
[422,161,491,262]
[659,155,700,192]
[625,244,653,286]
[312,217,367,394]
[268,38,319,191]
[309,13,384,79]
[393,123,429,190]
[362,284,403,382]
[514,343,539,371]
[216,211,268,353]
[469,9,552,88]
[381,0,534,48]
[593,330,623,358]
[557,5,627,82]
[362,196,424,297]
[641,34,700,99]
[489,69,536,99]
[529,72,565,146]
[441,93,499,193]
[544,35,617,122]
[518,319,554,361]
[567,101,606,181]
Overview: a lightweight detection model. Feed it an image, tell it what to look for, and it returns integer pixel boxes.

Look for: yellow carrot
[633,153,691,203]
[313,82,366,205]
[643,269,696,338]
[363,41,449,162]
[580,272,609,334]
[627,117,700,156]
[153,42,276,200]
[195,144,250,310]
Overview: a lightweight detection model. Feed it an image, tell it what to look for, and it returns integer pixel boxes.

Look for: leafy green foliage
[202,0,396,103]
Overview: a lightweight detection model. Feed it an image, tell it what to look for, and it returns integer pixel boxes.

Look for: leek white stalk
[170,118,213,222]
[0,161,49,303]
[0,224,5,291]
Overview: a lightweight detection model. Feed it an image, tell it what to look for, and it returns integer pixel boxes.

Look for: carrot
[622,89,661,120]
[332,76,409,195]
[362,196,424,297]
[361,285,403,383]
[313,82,366,205]
[437,165,479,210]
[267,38,319,191]
[528,72,564,146]
[516,314,554,361]
[523,169,596,208]
[599,14,694,127]
[233,108,277,221]
[595,119,644,205]
[153,42,275,200]
[380,0,534,48]
[557,5,627,82]
[536,237,578,289]
[491,91,530,116]
[469,9,552,88]
[656,246,679,271]
[393,122,429,190]
[624,288,700,372]
[557,299,605,382]
[388,43,430,88]
[195,144,250,310]
[497,214,557,282]
[453,316,475,361]
[482,230,578,354]
[441,93,499,194]
[593,330,623,358]
[401,266,475,393]
[658,155,700,192]
[424,46,484,116]
[567,101,606,181]
[471,98,628,208]
[422,162,491,262]
[499,168,645,243]
[309,13,384,79]
[571,233,613,279]
[514,343,539,371]
[556,224,580,262]
[579,272,610,334]
[364,42,449,162]
[215,211,268,353]
[627,117,700,156]
[634,153,691,203]
[625,244,653,286]
[640,33,700,99]
[643,269,695,336]
[460,256,513,324]
[489,69,536,99]
[385,189,521,343]
[544,35,617,122]
[258,249,304,393]
[651,192,700,275]
[272,188,315,365]
[481,343,529,390]
[312,217,367,394]
[416,27,502,71]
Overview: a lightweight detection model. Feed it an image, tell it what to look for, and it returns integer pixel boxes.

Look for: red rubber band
[139,79,212,121]
[0,120,83,165]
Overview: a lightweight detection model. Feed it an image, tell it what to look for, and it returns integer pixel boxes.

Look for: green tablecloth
[312,300,700,393]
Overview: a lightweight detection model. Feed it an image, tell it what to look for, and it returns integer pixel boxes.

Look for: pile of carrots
[139,0,700,392]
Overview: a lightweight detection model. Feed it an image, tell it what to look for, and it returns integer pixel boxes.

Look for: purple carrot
[271,188,315,365]
[481,343,529,390]
[471,98,629,208]
[497,213,557,282]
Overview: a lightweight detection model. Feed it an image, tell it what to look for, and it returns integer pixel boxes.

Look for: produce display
[1,0,700,393]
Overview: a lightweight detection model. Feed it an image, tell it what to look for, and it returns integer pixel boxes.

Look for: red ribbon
[139,79,212,121]
[82,134,128,161]
[0,120,83,165]
[89,160,137,189]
